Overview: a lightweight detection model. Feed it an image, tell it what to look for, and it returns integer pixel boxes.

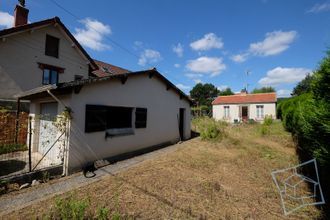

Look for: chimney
[14,3,29,27]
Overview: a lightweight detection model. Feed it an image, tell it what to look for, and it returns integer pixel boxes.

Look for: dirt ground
[3,122,322,219]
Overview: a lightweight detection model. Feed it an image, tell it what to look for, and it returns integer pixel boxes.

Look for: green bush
[192,117,227,141]
[263,115,273,126]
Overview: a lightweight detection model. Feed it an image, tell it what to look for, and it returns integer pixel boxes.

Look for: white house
[0,3,191,175]
[212,92,277,123]
[16,70,191,174]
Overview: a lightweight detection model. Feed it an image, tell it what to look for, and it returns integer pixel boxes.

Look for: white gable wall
[0,25,90,99]
[213,103,276,123]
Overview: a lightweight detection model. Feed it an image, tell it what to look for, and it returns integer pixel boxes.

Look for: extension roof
[15,69,192,104]
[212,92,277,105]
[0,17,98,70]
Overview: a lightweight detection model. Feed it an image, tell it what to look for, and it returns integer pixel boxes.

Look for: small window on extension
[85,105,107,132]
[45,34,60,58]
[135,108,147,128]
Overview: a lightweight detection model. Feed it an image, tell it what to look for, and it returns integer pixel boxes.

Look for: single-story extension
[16,69,192,174]
[212,91,277,123]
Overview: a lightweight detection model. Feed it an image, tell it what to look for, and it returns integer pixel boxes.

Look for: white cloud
[185,73,203,78]
[217,85,229,91]
[307,3,330,13]
[186,56,226,77]
[0,11,14,29]
[259,67,311,86]
[176,83,190,90]
[74,18,111,51]
[138,49,162,66]
[174,63,181,68]
[249,30,297,56]
[231,53,249,63]
[172,43,184,57]
[193,79,203,84]
[190,33,224,51]
[277,89,292,97]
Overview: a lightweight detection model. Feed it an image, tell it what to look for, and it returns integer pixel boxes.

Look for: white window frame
[224,106,230,118]
[256,105,264,118]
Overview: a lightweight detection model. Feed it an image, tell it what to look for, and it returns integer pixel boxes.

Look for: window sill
[106,128,134,138]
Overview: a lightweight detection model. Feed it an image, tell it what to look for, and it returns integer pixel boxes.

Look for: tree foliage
[190,83,219,106]
[292,73,314,96]
[251,86,275,94]
[219,88,234,96]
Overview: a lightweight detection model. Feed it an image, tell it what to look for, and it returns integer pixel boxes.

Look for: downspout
[47,89,71,176]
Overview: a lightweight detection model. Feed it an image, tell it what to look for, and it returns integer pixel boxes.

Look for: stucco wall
[213,103,276,123]
[65,74,191,173]
[0,25,89,99]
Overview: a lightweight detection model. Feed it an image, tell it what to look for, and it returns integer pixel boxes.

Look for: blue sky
[1,0,330,96]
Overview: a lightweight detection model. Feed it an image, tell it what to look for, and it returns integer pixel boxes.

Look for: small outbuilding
[212,91,277,123]
[16,69,191,174]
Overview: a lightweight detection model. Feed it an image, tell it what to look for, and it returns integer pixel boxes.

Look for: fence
[0,112,65,179]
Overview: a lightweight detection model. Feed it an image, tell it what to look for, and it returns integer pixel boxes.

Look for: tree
[292,74,314,96]
[219,88,234,96]
[190,83,219,107]
[251,86,275,94]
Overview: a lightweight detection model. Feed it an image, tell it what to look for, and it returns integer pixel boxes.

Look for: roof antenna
[245,70,251,93]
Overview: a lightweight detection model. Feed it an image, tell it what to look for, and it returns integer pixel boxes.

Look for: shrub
[263,115,273,126]
[0,144,27,155]
[192,117,227,141]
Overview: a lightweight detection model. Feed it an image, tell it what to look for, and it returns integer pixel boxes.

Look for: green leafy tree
[251,86,276,94]
[292,73,314,96]
[219,88,234,96]
[190,83,219,107]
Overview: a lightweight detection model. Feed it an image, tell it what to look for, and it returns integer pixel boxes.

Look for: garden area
[3,118,323,219]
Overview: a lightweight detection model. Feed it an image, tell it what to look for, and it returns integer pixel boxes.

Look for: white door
[38,102,63,165]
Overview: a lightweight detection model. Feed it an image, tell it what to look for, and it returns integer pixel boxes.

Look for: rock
[19,183,30,190]
[31,180,40,186]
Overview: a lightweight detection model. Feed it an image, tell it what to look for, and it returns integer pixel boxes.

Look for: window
[224,106,230,118]
[85,105,107,132]
[107,106,133,129]
[42,69,58,85]
[45,34,59,58]
[256,105,264,118]
[135,108,147,128]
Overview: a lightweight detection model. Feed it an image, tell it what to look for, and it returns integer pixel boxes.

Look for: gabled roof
[92,60,131,77]
[212,92,277,105]
[0,17,98,70]
[15,69,192,104]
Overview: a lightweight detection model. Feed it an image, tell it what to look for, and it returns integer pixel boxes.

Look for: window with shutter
[85,105,107,132]
[135,108,147,128]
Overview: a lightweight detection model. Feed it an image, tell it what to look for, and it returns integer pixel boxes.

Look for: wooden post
[14,98,21,144]
[28,116,32,172]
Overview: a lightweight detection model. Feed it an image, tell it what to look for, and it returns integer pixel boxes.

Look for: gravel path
[0,142,183,216]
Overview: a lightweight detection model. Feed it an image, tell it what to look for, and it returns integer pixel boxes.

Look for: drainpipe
[46,89,71,176]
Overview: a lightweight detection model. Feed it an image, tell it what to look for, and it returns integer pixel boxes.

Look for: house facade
[212,92,277,123]
[17,70,191,174]
[0,4,98,100]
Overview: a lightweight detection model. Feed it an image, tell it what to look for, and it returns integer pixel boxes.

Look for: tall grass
[192,117,227,141]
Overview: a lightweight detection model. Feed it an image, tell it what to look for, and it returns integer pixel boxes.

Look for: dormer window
[45,34,59,58]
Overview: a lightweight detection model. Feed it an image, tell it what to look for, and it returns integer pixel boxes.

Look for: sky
[1,0,330,96]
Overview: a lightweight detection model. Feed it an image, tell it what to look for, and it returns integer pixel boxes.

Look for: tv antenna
[244,70,251,93]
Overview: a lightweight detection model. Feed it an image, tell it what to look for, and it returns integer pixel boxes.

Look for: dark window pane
[85,105,107,132]
[43,69,50,84]
[107,107,132,129]
[135,108,147,128]
[45,35,59,58]
[50,70,58,84]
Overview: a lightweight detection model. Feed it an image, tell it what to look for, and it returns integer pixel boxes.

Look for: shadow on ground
[0,160,26,176]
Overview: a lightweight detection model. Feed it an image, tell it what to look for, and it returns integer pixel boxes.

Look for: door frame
[179,108,185,140]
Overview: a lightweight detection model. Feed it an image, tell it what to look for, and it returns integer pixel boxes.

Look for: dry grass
[4,121,322,219]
